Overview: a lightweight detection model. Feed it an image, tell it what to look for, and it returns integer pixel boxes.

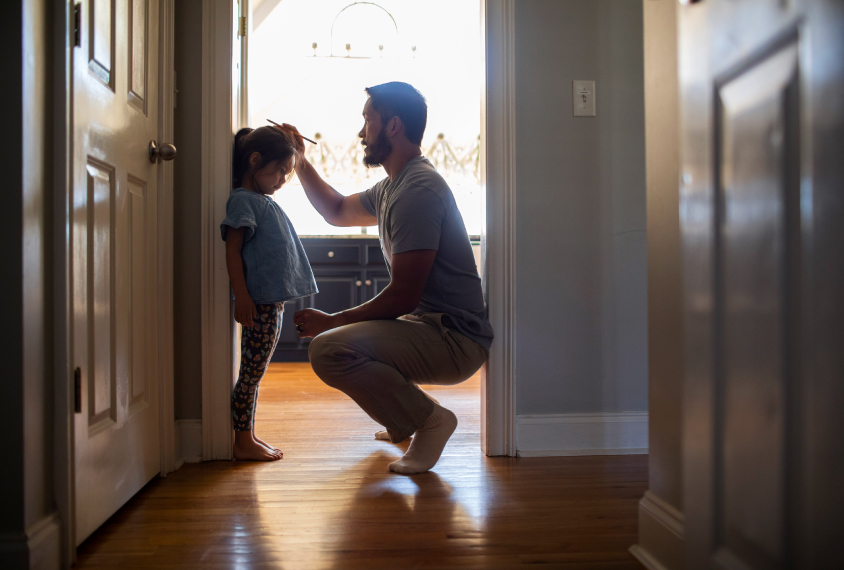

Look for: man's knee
[307,334,329,370]
[308,333,350,388]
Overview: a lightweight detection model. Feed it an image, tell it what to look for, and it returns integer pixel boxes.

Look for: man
[287,82,493,474]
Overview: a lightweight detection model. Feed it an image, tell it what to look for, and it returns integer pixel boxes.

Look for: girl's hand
[293,309,337,338]
[235,296,259,328]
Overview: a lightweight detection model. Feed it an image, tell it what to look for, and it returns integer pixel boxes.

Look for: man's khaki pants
[308,313,488,443]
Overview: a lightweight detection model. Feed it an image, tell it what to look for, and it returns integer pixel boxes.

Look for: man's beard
[362,127,392,167]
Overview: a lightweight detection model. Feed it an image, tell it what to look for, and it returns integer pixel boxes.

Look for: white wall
[512,0,647,455]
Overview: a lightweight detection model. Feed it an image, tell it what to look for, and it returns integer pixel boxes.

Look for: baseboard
[630,544,671,570]
[26,513,61,570]
[515,412,648,457]
[517,447,648,457]
[630,491,685,570]
[176,419,203,465]
[0,513,62,570]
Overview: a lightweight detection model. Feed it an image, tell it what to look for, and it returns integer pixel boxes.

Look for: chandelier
[309,2,417,59]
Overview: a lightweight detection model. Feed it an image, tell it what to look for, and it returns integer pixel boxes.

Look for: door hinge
[73,3,81,48]
[74,367,82,413]
[238,16,247,38]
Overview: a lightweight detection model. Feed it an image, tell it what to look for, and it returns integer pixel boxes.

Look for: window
[248,0,482,236]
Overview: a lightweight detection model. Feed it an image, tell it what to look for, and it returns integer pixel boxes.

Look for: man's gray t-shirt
[359,156,494,351]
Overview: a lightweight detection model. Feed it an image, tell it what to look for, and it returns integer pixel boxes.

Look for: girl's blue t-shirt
[220,188,317,304]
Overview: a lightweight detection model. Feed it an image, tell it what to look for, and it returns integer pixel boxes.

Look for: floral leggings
[232,302,283,431]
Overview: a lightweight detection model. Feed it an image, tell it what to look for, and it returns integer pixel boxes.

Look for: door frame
[53,0,177,562]
[199,0,518,460]
[199,0,239,460]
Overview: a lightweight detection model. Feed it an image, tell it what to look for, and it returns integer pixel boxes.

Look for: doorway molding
[158,0,178,476]
[200,0,237,460]
[481,0,518,457]
[53,0,75,564]
[199,0,518,459]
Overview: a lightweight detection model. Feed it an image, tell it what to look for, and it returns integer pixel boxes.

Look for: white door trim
[481,0,518,457]
[199,0,518,459]
[200,0,236,461]
[53,0,75,564]
[157,0,178,476]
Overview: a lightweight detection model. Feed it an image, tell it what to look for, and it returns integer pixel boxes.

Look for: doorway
[225,0,491,452]
[243,0,484,362]
[199,0,517,461]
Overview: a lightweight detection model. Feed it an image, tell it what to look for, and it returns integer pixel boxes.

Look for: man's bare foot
[254,434,282,456]
[233,438,282,461]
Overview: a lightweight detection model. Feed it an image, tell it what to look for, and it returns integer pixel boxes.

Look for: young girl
[221,125,317,461]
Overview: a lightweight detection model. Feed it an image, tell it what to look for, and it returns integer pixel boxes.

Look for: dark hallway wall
[173,0,205,420]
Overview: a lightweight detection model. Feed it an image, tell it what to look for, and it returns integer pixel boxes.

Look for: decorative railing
[287,133,483,236]
[300,134,481,187]
[424,134,481,184]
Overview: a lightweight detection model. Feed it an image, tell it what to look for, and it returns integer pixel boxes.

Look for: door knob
[365,279,372,286]
[149,140,177,163]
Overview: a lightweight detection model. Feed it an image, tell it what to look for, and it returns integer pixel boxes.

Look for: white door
[72,0,164,544]
[680,0,844,567]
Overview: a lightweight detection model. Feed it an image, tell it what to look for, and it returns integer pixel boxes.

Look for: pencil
[267,119,317,145]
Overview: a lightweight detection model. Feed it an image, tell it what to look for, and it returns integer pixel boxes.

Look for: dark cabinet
[272,237,389,362]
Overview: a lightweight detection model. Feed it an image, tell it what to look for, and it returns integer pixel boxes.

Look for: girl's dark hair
[232,126,298,189]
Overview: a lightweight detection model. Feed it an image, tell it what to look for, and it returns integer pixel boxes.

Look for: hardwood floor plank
[76,363,647,569]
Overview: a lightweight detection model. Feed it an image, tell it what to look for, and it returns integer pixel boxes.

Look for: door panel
[89,0,115,87]
[128,0,149,112]
[309,273,361,315]
[716,42,798,570]
[681,0,844,567]
[86,160,116,428]
[73,0,161,545]
[127,174,148,408]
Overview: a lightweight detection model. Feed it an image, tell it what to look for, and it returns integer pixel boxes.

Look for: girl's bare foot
[233,438,282,461]
[234,431,282,461]
[253,433,282,456]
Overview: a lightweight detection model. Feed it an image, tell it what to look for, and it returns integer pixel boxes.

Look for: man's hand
[294,309,340,338]
[235,295,259,328]
[296,250,437,336]
[287,131,377,227]
[278,123,306,156]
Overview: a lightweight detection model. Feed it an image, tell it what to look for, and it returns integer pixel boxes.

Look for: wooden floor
[76,363,647,569]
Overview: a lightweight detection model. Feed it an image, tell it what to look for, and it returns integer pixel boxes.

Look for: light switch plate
[573,80,596,117]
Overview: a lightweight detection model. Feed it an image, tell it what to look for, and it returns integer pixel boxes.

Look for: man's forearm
[296,157,345,224]
[335,286,418,327]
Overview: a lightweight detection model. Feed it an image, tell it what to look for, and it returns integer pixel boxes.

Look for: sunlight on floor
[75,364,646,569]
